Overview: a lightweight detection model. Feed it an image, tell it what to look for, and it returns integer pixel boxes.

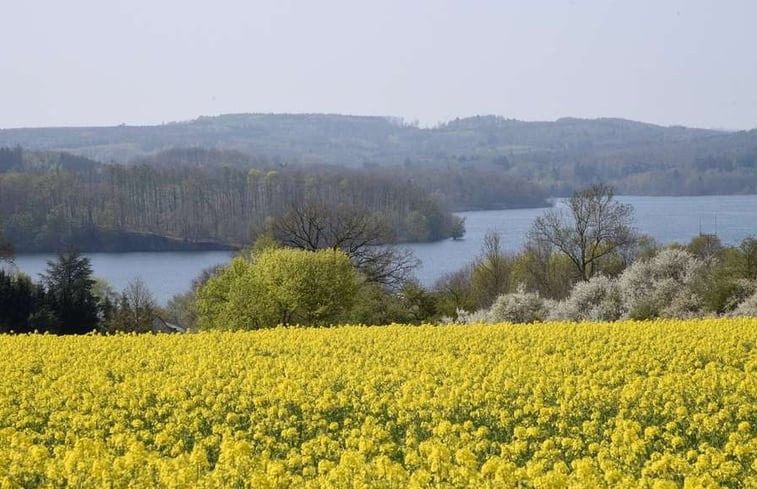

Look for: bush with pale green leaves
[196,248,357,329]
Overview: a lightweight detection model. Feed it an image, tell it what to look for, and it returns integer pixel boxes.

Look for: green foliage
[5,114,757,197]
[692,237,757,314]
[347,282,403,326]
[197,248,357,329]
[740,237,757,280]
[0,222,13,262]
[164,291,199,330]
[196,258,251,329]
[687,234,725,261]
[634,234,661,261]
[348,280,440,325]
[509,247,576,300]
[433,267,477,318]
[0,271,48,333]
[449,216,466,240]
[395,281,439,323]
[42,250,100,334]
[404,211,430,242]
[250,230,281,256]
[470,231,513,308]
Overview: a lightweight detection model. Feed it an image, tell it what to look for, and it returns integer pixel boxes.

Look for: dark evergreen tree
[42,250,100,334]
[0,218,13,263]
[0,271,34,332]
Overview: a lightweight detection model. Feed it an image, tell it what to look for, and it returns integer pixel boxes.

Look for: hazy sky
[2,0,756,129]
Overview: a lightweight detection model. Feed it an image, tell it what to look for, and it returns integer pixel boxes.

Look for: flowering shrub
[733,289,757,317]
[481,286,549,323]
[548,275,623,322]
[617,248,704,319]
[0,319,755,487]
[544,248,716,322]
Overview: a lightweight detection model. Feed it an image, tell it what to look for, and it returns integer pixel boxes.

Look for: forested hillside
[0,148,467,252]
[2,114,757,195]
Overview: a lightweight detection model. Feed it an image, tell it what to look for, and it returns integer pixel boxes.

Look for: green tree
[449,216,466,240]
[0,271,47,333]
[197,248,357,329]
[509,243,576,300]
[0,216,13,263]
[739,237,757,280]
[42,250,100,334]
[691,236,757,314]
[433,266,477,318]
[687,234,724,262]
[471,231,512,307]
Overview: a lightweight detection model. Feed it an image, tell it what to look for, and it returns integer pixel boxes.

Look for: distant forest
[1,113,756,252]
[1,147,530,252]
[2,113,757,196]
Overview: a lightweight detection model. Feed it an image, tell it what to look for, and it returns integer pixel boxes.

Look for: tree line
[1,250,100,334]
[0,147,465,252]
[0,245,172,335]
[182,184,757,330]
[3,183,756,334]
[3,113,757,197]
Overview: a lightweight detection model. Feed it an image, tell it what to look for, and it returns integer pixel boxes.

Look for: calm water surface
[13,195,757,304]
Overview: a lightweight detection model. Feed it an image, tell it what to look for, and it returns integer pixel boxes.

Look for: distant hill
[2,113,757,195]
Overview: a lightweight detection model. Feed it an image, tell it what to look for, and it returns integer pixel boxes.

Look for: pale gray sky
[2,0,756,129]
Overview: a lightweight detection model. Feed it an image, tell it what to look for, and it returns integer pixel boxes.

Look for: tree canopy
[196,248,357,329]
[42,250,100,334]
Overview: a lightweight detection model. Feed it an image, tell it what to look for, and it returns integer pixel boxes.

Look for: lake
[12,195,757,305]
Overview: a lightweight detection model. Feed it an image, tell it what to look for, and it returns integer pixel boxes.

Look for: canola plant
[0,319,755,488]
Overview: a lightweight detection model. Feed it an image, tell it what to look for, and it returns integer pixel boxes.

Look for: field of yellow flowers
[0,319,755,488]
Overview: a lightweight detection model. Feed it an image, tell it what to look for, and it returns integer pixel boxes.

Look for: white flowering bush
[548,275,623,321]
[617,248,704,319]
[484,286,549,323]
[472,247,747,323]
[732,287,757,316]
[723,279,757,313]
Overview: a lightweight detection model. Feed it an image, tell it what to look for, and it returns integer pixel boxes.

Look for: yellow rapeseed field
[0,319,756,488]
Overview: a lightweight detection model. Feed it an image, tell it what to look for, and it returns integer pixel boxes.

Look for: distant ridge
[1,113,756,196]
[0,112,733,162]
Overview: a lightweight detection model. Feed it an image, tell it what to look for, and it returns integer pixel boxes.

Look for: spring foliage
[196,248,357,329]
[0,319,756,487]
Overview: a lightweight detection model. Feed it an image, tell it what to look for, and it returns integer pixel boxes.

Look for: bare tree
[472,230,512,307]
[272,201,418,289]
[527,183,636,281]
[105,277,157,333]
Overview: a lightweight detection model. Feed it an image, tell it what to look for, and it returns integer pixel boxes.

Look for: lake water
[12,195,757,305]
